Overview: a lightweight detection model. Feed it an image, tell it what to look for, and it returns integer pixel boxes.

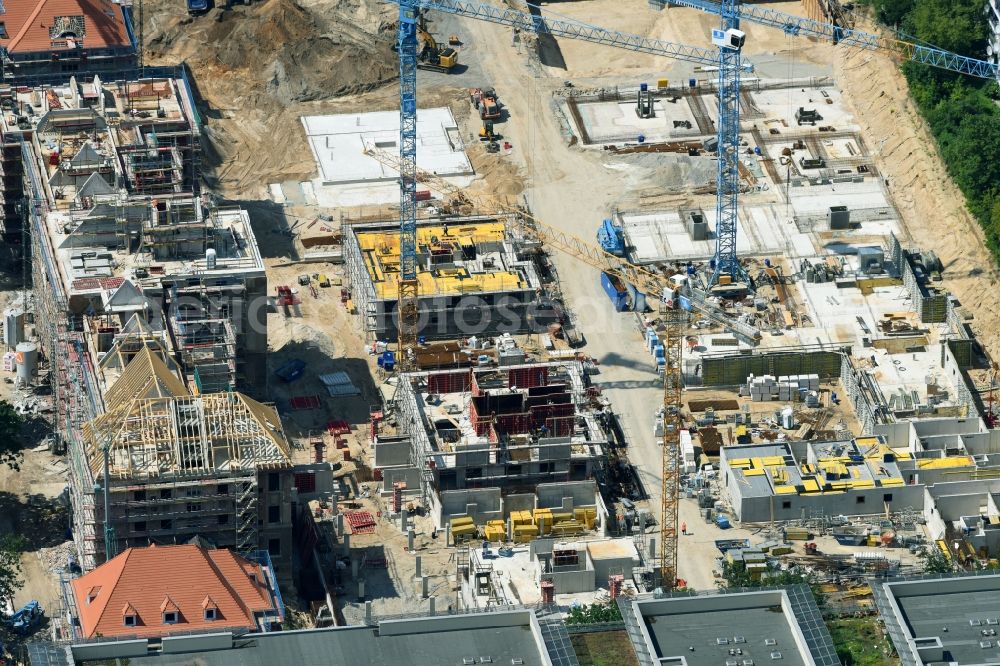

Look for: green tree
[0,534,25,607]
[565,600,622,625]
[907,0,987,56]
[919,547,953,574]
[867,0,915,29]
[0,401,23,471]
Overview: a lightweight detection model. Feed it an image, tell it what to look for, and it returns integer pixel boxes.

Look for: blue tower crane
[396,3,421,370]
[709,0,746,288]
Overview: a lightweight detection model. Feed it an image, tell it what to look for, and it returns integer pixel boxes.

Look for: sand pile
[145,0,397,105]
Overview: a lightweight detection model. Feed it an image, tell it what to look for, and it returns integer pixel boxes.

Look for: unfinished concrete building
[344,216,560,342]
[10,75,282,574]
[383,361,610,530]
[720,417,1000,530]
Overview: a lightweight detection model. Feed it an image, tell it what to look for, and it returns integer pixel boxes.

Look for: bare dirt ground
[537,1,831,78]
[142,0,401,197]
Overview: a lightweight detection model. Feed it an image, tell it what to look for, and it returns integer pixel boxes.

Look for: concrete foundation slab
[302,108,474,206]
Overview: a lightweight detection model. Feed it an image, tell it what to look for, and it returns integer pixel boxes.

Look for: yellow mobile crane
[365,146,759,588]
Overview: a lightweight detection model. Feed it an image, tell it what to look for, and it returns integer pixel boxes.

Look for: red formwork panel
[508,366,549,389]
[427,369,473,395]
[345,511,376,534]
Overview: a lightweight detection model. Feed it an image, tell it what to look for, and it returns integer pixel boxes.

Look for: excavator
[416,11,459,72]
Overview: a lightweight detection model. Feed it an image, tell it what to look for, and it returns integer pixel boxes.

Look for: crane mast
[711,0,747,287]
[397,4,421,371]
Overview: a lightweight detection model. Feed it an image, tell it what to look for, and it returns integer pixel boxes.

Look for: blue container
[764,258,771,267]
[638,134,646,144]
[715,515,731,529]
[754,146,762,156]
[600,272,629,312]
[687,263,695,275]
[640,82,648,91]
[689,78,697,88]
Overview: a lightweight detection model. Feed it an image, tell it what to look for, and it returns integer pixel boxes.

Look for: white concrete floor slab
[301,107,474,206]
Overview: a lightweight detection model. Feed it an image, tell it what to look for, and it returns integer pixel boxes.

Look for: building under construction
[382,360,611,531]
[10,75,286,575]
[343,215,561,342]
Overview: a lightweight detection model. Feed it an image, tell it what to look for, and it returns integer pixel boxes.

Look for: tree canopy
[0,401,23,471]
[0,534,25,606]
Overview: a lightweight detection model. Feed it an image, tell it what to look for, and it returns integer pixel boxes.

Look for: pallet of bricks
[743,373,820,403]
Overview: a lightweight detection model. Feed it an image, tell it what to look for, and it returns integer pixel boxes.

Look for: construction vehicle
[416,12,459,72]
[479,121,501,153]
[597,219,625,257]
[186,0,209,13]
[479,120,501,142]
[470,87,501,120]
[6,600,42,635]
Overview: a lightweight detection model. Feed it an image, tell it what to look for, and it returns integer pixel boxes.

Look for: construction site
[3,0,1000,663]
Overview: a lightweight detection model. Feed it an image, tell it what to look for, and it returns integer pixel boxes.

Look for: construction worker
[681,521,687,535]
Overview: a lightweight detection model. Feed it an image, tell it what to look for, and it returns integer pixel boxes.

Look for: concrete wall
[922,487,946,540]
[933,493,988,520]
[733,484,924,523]
[912,417,983,438]
[541,567,596,595]
[874,422,914,449]
[699,349,843,387]
[536,481,597,511]
[374,436,412,467]
[290,462,336,501]
[591,552,636,584]
[960,430,1000,455]
[380,467,423,494]
[437,488,503,526]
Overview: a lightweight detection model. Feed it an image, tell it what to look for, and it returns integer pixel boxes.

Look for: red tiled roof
[1,0,131,54]
[71,544,276,639]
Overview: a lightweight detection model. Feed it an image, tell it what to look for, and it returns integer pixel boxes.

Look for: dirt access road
[447,1,816,589]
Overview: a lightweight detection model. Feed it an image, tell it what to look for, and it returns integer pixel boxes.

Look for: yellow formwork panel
[856,437,880,448]
[879,478,905,487]
[743,468,765,477]
[761,456,785,467]
[801,478,820,493]
[917,456,974,469]
[852,480,876,489]
[774,485,797,495]
[728,458,752,468]
[356,222,528,299]
[891,448,913,460]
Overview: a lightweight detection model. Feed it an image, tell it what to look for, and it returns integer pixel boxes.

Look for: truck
[187,0,209,14]
[6,601,42,635]
[470,87,501,120]
[596,218,625,256]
